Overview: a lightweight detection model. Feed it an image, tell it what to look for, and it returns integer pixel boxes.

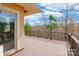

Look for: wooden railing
[25,30,65,41]
[68,33,79,56]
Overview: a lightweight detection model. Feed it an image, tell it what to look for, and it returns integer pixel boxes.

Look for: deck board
[12,36,68,56]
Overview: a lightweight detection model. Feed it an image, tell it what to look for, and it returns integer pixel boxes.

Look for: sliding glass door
[0,10,16,53]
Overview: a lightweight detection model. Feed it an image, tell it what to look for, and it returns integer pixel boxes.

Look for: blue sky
[24,3,79,26]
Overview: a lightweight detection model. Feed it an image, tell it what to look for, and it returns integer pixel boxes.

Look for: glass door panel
[0,10,16,52]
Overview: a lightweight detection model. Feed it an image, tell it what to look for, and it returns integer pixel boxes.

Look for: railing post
[38,30,39,38]
[50,31,52,40]
[30,30,31,36]
[68,33,72,52]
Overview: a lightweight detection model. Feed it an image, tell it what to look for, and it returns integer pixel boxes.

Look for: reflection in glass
[0,10,16,52]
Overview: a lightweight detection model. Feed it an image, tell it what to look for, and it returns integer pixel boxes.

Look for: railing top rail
[68,33,79,46]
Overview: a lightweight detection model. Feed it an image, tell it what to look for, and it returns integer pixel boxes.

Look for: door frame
[0,4,20,56]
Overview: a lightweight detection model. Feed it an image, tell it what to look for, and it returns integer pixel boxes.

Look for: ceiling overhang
[17,3,41,16]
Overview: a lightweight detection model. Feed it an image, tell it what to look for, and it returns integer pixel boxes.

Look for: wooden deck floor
[12,36,68,56]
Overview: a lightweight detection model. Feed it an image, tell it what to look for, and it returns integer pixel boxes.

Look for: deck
[12,36,68,56]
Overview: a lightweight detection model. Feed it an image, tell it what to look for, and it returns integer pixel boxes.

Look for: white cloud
[24,13,42,19]
[74,5,79,10]
[40,3,67,12]
[43,11,64,17]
